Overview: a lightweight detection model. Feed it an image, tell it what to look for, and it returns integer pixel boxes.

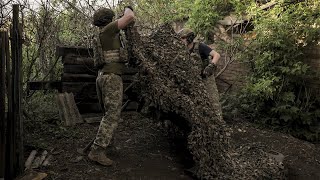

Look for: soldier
[89,6,135,166]
[178,28,223,120]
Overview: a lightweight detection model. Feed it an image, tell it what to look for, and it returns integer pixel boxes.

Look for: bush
[234,1,320,141]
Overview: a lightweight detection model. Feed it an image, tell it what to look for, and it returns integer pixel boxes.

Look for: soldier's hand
[203,63,216,78]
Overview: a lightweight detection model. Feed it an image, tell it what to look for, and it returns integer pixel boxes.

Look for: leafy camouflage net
[125,24,286,179]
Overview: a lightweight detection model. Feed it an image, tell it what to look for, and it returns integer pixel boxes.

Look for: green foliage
[133,0,177,27]
[187,0,233,36]
[236,1,320,141]
[134,0,233,36]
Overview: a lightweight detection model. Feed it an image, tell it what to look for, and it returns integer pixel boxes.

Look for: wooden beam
[63,55,94,65]
[27,81,61,91]
[62,73,96,82]
[0,30,6,179]
[6,4,23,179]
[64,64,97,75]
[56,46,94,59]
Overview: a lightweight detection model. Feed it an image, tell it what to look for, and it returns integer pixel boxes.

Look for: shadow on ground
[22,112,320,180]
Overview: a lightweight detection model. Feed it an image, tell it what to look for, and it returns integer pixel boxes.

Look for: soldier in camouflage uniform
[89,6,135,166]
[178,28,223,121]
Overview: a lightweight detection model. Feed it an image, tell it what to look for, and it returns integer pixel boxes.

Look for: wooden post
[0,30,7,179]
[6,4,24,179]
[4,29,12,180]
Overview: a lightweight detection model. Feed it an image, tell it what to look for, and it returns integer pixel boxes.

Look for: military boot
[88,145,113,166]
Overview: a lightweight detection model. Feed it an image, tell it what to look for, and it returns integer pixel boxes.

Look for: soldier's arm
[209,50,220,65]
[117,7,135,30]
[93,36,104,68]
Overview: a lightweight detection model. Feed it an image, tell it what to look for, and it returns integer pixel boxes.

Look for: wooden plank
[56,46,93,58]
[56,93,84,126]
[61,73,136,83]
[65,93,84,124]
[64,64,97,75]
[27,81,61,91]
[62,73,96,82]
[56,94,69,126]
[61,82,132,93]
[63,56,94,65]
[63,64,138,75]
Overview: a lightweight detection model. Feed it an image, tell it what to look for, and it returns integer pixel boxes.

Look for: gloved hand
[202,63,216,78]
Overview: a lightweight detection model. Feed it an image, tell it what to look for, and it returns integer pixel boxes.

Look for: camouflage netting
[125,24,286,179]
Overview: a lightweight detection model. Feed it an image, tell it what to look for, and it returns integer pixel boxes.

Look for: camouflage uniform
[191,42,223,121]
[91,20,126,150]
[93,73,123,149]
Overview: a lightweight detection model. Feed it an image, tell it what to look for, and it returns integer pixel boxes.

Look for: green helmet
[178,28,195,44]
[92,8,115,27]
[178,28,194,38]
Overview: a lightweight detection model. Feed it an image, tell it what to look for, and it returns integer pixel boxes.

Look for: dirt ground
[23,111,320,180]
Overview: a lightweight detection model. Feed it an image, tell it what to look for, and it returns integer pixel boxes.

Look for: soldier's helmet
[92,8,115,27]
[178,28,195,44]
[178,28,194,38]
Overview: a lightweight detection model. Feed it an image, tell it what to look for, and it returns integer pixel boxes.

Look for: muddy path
[22,112,320,180]
[23,112,192,180]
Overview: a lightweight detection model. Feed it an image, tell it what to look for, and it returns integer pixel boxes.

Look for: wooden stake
[24,150,37,170]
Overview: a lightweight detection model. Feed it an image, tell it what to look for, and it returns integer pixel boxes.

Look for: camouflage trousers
[92,73,123,149]
[203,75,223,121]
